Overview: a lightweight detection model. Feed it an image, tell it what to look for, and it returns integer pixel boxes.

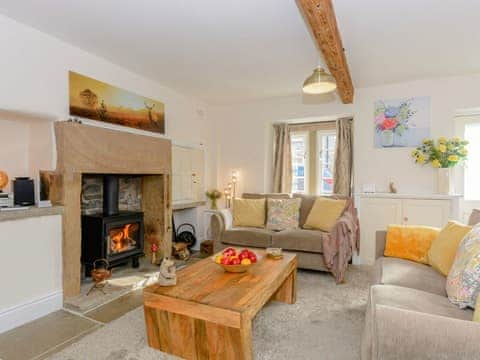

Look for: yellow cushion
[233,198,266,228]
[384,225,440,264]
[474,296,480,322]
[303,197,346,232]
[428,221,472,276]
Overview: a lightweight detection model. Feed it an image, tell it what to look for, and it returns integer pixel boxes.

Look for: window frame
[455,114,480,221]
[290,131,309,194]
[316,129,337,195]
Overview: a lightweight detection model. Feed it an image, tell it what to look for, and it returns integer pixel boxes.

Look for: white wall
[212,74,480,197]
[212,94,352,195]
[0,215,63,334]
[0,14,216,190]
[0,120,29,192]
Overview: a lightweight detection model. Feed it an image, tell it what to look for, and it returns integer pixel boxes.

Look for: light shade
[302,67,337,94]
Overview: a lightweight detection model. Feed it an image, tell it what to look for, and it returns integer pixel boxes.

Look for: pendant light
[302,67,337,94]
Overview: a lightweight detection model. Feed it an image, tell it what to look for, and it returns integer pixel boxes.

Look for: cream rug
[50,266,372,360]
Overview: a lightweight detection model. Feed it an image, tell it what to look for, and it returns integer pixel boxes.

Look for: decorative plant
[205,189,222,210]
[375,99,416,136]
[411,137,468,168]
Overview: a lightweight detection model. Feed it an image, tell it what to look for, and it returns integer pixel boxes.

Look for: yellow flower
[438,137,447,144]
[411,149,419,157]
[452,137,461,143]
[438,144,447,153]
[432,159,441,168]
[417,155,426,164]
[422,138,430,145]
[460,148,468,156]
[448,155,459,162]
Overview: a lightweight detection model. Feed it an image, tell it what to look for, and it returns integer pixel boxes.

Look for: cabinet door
[402,199,450,228]
[359,198,402,265]
[191,148,205,202]
[172,146,193,202]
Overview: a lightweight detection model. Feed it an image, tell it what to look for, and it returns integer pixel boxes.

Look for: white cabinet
[357,193,461,265]
[401,199,450,228]
[172,145,205,205]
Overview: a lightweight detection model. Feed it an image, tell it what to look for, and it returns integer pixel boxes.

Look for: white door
[402,199,450,228]
[359,198,402,265]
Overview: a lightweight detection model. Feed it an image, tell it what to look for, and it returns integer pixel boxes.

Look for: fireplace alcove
[41,122,172,298]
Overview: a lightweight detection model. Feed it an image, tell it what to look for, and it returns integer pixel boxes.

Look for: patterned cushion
[446,223,480,308]
[266,198,301,231]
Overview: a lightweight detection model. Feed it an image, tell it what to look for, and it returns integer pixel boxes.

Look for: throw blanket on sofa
[322,199,360,283]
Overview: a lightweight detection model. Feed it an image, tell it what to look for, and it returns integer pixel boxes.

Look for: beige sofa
[211,193,352,272]
[361,231,480,360]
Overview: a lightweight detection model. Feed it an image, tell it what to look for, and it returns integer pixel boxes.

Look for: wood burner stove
[81,175,144,277]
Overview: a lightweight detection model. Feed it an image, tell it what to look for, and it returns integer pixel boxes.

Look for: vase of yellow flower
[411,137,468,195]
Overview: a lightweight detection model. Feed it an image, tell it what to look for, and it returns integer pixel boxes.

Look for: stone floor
[0,252,207,360]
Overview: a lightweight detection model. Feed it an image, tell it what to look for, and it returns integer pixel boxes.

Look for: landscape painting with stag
[69,71,165,134]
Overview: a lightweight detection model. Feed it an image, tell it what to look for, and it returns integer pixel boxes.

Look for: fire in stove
[109,223,139,254]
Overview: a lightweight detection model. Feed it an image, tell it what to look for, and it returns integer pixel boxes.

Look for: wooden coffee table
[143,250,297,360]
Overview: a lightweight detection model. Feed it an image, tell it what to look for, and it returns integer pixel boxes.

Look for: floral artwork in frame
[374,97,430,148]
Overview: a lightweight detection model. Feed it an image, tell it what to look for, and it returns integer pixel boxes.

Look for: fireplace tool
[87,258,112,296]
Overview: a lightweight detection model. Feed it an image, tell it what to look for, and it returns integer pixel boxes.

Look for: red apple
[239,252,249,260]
[231,258,241,265]
[223,247,236,257]
[248,253,257,263]
[220,257,231,265]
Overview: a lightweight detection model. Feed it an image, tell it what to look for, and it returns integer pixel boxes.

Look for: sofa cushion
[293,194,349,228]
[428,221,472,276]
[293,194,317,228]
[266,198,301,231]
[468,209,480,226]
[232,198,265,228]
[303,197,347,232]
[370,284,473,321]
[222,227,273,248]
[384,225,440,264]
[374,257,447,296]
[271,229,325,253]
[446,223,480,309]
[362,284,476,360]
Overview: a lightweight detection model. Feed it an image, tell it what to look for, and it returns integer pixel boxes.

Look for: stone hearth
[41,122,172,298]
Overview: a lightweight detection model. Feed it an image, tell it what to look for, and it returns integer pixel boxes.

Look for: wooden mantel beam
[298,0,354,103]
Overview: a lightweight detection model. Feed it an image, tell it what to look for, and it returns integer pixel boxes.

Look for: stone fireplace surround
[42,122,172,298]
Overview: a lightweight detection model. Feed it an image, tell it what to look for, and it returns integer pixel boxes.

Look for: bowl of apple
[212,247,261,273]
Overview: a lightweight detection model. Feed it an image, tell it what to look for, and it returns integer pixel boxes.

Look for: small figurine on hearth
[158,257,177,286]
[151,243,159,265]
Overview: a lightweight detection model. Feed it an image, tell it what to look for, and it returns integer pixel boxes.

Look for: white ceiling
[1,0,480,105]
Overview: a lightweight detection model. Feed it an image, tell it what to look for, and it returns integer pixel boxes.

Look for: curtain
[333,117,354,196]
[288,120,336,132]
[272,123,292,193]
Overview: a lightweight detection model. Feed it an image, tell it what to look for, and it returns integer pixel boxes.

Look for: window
[291,132,309,194]
[317,131,336,194]
[464,121,480,200]
[290,128,337,195]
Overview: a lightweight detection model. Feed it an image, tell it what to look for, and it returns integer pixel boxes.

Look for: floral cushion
[446,223,480,308]
[266,198,301,231]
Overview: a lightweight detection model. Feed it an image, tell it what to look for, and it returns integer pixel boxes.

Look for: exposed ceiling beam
[298,0,354,103]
